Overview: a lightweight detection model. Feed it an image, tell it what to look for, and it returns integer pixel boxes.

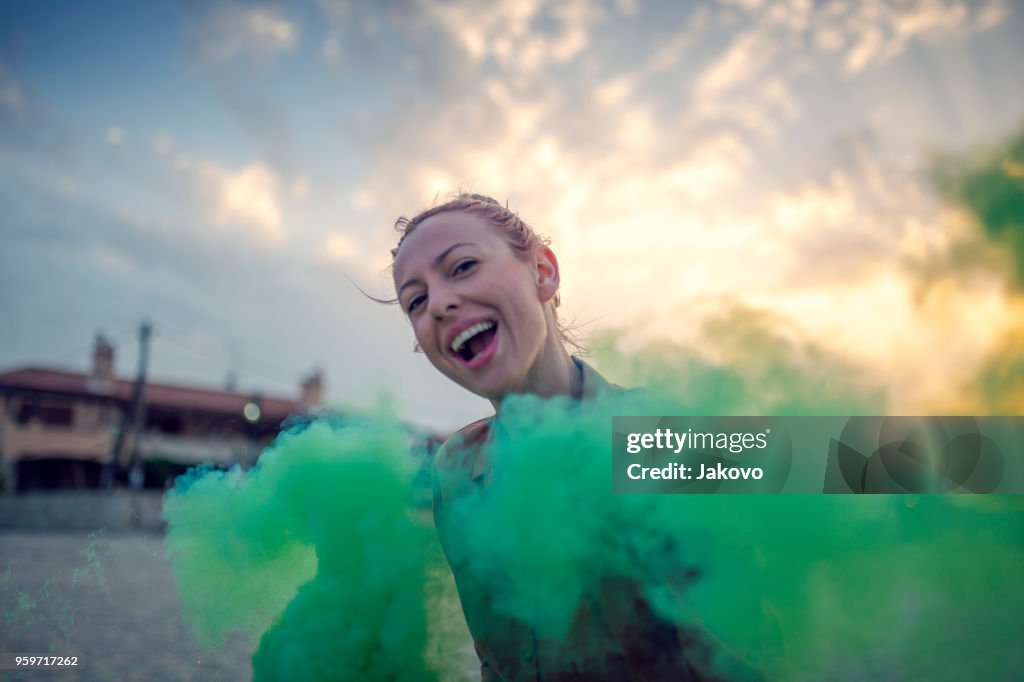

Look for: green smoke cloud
[446,387,1024,680]
[932,123,1024,287]
[162,417,439,682]
[930,123,1024,412]
[590,304,885,416]
[163,336,1022,681]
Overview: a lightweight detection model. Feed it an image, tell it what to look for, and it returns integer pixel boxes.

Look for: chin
[457,374,509,403]
[465,380,503,402]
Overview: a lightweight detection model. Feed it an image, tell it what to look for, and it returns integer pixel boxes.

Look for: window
[16,402,74,427]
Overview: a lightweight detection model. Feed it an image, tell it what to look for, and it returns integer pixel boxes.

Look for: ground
[0,531,477,682]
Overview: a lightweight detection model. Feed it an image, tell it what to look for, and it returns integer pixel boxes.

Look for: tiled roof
[0,367,305,422]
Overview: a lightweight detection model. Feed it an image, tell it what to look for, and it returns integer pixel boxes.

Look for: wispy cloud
[0,54,73,159]
[803,0,1011,74]
[198,160,286,242]
[179,2,301,175]
[423,0,605,76]
[105,126,125,146]
[319,233,363,265]
[185,1,299,62]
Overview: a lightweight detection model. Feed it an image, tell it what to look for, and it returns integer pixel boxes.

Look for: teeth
[451,321,495,353]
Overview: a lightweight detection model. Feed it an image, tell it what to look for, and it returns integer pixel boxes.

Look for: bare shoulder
[433,416,494,474]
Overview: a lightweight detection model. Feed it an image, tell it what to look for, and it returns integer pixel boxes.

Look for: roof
[0,367,305,422]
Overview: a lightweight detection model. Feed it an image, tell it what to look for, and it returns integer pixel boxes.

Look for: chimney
[89,332,115,393]
[300,369,324,408]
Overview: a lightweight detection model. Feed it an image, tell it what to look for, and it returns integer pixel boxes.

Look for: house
[0,333,325,492]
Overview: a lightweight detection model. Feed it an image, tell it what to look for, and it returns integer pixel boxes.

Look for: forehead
[393,210,502,280]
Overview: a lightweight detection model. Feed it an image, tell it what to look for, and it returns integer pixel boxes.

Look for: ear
[534,246,560,304]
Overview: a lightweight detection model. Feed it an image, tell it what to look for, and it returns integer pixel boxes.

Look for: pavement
[0,531,477,682]
[1,530,253,681]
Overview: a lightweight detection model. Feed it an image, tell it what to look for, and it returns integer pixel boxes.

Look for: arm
[432,455,502,682]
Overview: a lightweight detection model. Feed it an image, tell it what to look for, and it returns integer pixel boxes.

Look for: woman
[391,193,710,681]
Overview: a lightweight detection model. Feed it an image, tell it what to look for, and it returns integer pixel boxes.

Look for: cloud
[6,0,1019,428]
[0,61,28,118]
[0,55,73,159]
[0,169,250,297]
[748,130,1024,413]
[320,36,342,65]
[687,0,1013,141]
[931,123,1024,286]
[719,0,764,10]
[350,187,375,211]
[540,124,1022,416]
[105,126,125,146]
[975,0,1011,30]
[143,134,290,243]
[659,132,752,200]
[969,304,1024,413]
[290,176,309,199]
[181,2,302,175]
[591,302,885,416]
[317,0,611,94]
[300,0,1024,421]
[423,0,605,74]
[315,0,464,87]
[594,7,709,108]
[812,0,1010,74]
[152,133,174,155]
[320,233,362,264]
[694,30,765,99]
[185,1,299,62]
[925,123,1024,412]
[194,159,286,242]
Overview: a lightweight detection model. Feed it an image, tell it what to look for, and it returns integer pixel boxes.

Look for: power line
[150,331,305,390]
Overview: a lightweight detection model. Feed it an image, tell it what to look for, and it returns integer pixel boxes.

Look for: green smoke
[591,304,885,416]
[930,123,1024,412]
[932,124,1024,286]
[162,417,439,682]
[445,387,1024,680]
[163,336,1022,680]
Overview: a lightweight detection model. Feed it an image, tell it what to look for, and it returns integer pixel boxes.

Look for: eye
[406,294,426,313]
[452,259,478,276]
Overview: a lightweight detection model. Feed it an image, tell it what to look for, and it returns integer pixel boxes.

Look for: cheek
[507,280,546,326]
[411,319,432,348]
[412,321,450,370]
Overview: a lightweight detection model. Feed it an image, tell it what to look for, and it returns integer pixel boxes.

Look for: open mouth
[450,320,499,368]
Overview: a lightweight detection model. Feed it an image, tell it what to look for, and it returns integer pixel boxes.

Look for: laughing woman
[390,193,710,681]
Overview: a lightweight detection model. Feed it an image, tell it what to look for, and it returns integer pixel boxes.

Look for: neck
[490,329,579,412]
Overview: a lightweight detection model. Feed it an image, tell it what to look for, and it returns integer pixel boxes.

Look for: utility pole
[125,321,152,489]
[107,320,152,488]
[225,335,240,392]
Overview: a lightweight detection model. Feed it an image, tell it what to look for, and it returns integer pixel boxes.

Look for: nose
[427,283,460,320]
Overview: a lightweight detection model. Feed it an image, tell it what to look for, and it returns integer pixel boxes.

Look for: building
[0,333,326,492]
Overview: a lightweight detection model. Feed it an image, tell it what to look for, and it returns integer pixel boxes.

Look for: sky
[1,0,1022,431]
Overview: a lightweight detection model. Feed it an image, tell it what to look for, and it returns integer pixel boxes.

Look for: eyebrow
[397,242,475,297]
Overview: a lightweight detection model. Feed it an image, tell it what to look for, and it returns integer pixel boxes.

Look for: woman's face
[393,210,558,401]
